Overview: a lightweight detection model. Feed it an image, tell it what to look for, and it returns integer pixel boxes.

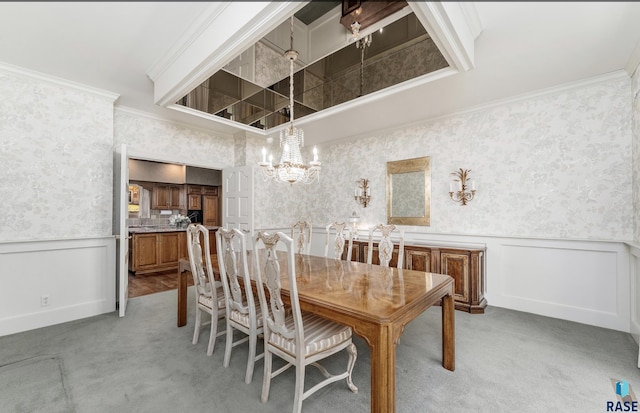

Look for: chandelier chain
[257,15,320,185]
[289,16,294,125]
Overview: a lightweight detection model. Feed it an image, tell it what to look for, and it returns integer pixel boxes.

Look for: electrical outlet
[41,295,50,307]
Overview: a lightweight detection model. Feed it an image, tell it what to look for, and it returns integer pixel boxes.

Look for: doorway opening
[126,157,222,299]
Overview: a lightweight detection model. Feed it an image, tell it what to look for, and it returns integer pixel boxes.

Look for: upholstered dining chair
[291,220,312,255]
[324,221,353,261]
[216,227,264,384]
[186,224,226,356]
[253,231,358,413]
[367,224,405,269]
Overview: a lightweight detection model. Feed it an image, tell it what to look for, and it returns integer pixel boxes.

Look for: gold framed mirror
[386,156,431,226]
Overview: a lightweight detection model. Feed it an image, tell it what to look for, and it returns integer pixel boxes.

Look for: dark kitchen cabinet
[188,194,202,210]
[203,195,218,226]
[152,184,185,209]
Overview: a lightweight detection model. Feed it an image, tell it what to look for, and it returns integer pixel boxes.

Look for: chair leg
[261,350,272,403]
[345,343,358,393]
[192,307,201,345]
[292,365,305,413]
[207,312,218,356]
[245,330,257,384]
[223,323,233,368]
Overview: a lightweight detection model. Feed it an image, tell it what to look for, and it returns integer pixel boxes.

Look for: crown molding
[454,70,630,117]
[146,2,229,82]
[625,38,640,77]
[0,61,119,102]
[115,105,234,140]
[320,70,630,147]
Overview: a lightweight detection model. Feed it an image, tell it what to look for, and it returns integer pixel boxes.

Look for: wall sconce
[354,178,371,207]
[348,210,361,240]
[449,168,476,206]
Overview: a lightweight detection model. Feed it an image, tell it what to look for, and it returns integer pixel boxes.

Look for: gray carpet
[0,288,637,413]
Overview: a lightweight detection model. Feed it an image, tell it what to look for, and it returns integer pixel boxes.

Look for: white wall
[629,48,640,357]
[252,72,635,333]
[0,61,636,338]
[633,55,640,243]
[0,63,118,336]
[114,108,236,170]
[0,64,117,241]
[255,73,633,241]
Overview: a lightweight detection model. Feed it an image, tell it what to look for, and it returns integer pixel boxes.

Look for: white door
[114,144,129,317]
[222,166,254,234]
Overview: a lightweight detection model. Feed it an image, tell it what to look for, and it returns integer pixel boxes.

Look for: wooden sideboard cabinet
[350,240,486,313]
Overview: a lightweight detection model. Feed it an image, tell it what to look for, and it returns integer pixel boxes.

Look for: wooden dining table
[177,253,455,413]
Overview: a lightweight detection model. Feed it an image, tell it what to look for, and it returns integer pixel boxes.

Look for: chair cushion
[268,313,352,357]
[229,305,263,328]
[198,288,226,310]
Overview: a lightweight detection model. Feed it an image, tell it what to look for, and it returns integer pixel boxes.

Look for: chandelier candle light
[449,168,476,206]
[258,16,320,185]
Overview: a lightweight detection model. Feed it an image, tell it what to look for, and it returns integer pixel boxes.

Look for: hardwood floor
[128,269,194,298]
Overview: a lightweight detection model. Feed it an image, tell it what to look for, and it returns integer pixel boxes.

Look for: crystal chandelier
[258,16,320,185]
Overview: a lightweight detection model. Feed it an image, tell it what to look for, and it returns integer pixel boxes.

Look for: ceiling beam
[409,1,482,72]
[147,1,305,108]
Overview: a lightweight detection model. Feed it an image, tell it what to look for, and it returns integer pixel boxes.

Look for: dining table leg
[442,293,455,371]
[369,323,396,413]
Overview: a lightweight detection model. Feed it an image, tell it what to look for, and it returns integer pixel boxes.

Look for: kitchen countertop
[128,226,220,234]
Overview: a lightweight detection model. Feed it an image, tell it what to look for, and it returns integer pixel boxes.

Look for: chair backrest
[253,231,304,354]
[324,221,353,261]
[291,220,312,255]
[367,224,405,268]
[186,224,219,299]
[216,227,254,322]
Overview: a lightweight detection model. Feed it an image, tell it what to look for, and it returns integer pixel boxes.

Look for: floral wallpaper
[2,62,634,244]
[632,65,640,242]
[250,75,634,242]
[0,68,116,242]
[113,110,235,169]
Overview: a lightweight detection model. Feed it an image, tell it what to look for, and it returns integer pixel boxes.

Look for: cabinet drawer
[203,186,218,196]
[187,185,204,195]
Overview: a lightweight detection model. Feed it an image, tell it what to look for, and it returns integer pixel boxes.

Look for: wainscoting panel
[0,237,116,337]
[496,241,625,327]
[302,228,631,333]
[628,242,640,366]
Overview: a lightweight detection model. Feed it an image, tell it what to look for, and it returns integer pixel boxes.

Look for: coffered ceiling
[0,2,639,146]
